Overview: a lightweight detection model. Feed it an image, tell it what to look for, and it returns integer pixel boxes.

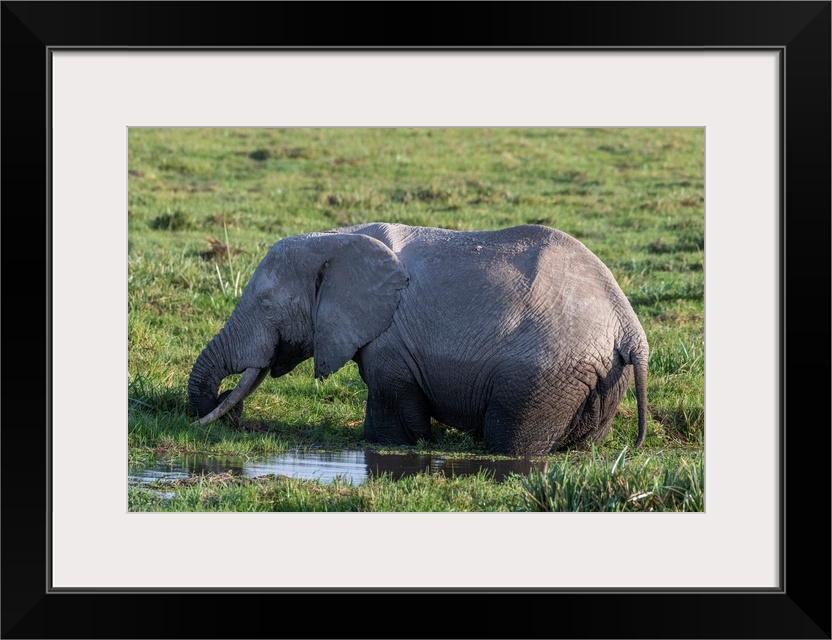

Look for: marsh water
[129,449,549,487]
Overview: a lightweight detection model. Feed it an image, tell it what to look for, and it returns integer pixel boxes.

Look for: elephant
[188,222,649,456]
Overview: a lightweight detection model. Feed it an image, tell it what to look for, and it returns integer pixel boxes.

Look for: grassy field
[128,127,704,512]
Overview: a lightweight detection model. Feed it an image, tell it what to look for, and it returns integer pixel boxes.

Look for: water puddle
[129,449,549,487]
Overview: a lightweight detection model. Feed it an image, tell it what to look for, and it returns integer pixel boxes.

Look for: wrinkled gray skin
[188,223,649,455]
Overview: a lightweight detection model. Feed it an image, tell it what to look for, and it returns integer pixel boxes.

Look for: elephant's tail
[630,342,649,448]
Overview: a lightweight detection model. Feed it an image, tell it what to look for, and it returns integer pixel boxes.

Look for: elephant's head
[187,231,409,425]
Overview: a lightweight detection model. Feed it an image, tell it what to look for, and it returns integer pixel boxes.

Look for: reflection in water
[129,450,548,487]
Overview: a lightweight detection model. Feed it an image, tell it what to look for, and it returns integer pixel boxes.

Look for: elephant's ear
[311,233,409,378]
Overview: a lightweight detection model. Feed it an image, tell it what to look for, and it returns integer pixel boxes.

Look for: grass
[128,127,704,511]
[129,446,703,512]
[129,469,530,512]
[520,446,704,512]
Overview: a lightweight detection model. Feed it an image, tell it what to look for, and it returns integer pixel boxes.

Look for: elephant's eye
[259,298,274,312]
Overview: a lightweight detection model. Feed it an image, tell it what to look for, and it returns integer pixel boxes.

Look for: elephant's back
[387,225,620,366]
[349,221,630,345]
[345,221,576,253]
[394,224,617,311]
[351,222,609,280]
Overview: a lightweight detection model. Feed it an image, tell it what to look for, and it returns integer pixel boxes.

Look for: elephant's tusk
[192,367,266,426]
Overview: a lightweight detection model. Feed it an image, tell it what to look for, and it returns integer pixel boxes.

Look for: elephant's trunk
[187,329,270,423]
[194,366,266,425]
[188,336,233,419]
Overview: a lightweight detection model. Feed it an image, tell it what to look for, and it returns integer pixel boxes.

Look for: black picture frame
[3,2,829,638]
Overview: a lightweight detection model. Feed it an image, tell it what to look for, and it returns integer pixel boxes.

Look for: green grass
[128,127,704,511]
[128,447,703,513]
[129,469,530,512]
[520,447,704,512]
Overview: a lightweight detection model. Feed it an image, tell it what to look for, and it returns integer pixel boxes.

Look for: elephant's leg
[483,365,611,455]
[592,363,634,442]
[356,337,433,446]
[363,381,432,445]
[557,361,634,450]
[481,407,526,455]
[554,387,602,450]
[482,396,572,456]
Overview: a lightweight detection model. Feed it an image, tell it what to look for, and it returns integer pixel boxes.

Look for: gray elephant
[188,222,649,455]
